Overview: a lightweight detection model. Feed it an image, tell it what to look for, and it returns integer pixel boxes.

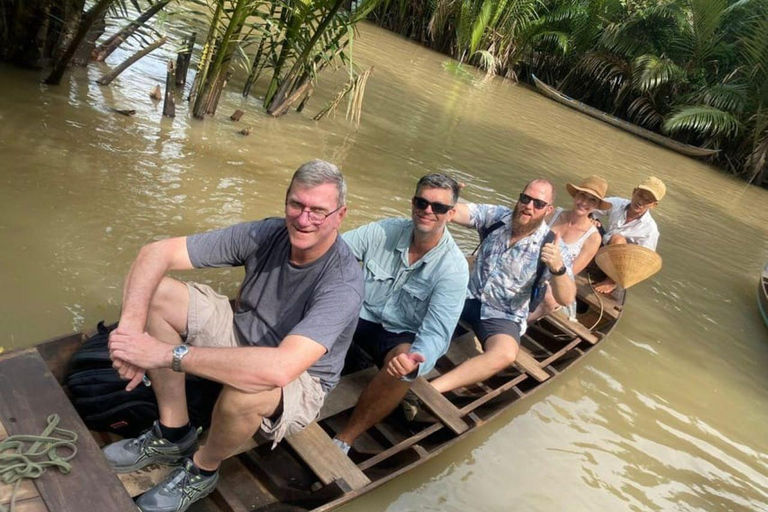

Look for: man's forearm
[550,274,576,306]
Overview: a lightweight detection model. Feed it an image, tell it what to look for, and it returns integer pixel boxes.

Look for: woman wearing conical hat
[528,176,610,322]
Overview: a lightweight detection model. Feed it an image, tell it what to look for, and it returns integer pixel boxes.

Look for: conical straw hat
[594,244,662,288]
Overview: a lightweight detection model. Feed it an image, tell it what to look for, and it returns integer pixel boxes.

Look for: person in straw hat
[528,176,611,322]
[593,176,666,294]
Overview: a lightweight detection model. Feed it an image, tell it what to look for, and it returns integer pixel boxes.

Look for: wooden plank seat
[545,309,599,345]
[0,349,136,512]
[286,423,371,491]
[409,378,469,435]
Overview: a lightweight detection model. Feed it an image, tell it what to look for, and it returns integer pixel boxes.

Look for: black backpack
[66,322,221,437]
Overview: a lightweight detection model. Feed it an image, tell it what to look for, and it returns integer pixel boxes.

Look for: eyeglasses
[518,193,549,210]
[412,196,454,215]
[285,199,342,225]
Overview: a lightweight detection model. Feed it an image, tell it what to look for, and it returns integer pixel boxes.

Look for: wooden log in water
[163,60,176,118]
[230,109,245,121]
[150,85,162,101]
[110,108,136,116]
[239,126,252,136]
[97,36,167,86]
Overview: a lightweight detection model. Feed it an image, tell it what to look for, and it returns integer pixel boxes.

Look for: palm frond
[663,104,741,137]
[632,53,685,93]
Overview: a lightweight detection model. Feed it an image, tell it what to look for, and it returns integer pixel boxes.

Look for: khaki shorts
[185,282,326,444]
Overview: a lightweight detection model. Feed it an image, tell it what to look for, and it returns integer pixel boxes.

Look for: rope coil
[0,414,78,512]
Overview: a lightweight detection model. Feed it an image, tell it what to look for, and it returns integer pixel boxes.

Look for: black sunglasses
[518,193,549,210]
[412,196,454,215]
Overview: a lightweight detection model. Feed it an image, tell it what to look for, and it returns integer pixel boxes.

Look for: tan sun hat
[566,176,612,210]
[595,244,662,288]
[637,176,666,202]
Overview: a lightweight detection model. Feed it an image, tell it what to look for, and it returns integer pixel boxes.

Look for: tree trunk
[71,10,106,66]
[96,36,167,86]
[4,0,53,68]
[163,60,176,117]
[175,32,196,88]
[91,0,171,62]
[44,0,116,85]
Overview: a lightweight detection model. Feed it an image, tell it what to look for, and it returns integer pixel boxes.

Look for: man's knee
[215,385,281,421]
[608,234,628,245]
[484,335,519,368]
[147,277,189,333]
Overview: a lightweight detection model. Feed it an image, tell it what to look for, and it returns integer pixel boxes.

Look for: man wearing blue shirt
[332,174,469,455]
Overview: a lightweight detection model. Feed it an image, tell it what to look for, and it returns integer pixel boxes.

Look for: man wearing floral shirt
[428,179,576,395]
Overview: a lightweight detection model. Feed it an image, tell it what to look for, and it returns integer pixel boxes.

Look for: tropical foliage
[370,0,768,185]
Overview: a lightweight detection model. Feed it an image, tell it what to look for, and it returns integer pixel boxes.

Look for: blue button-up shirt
[467,203,573,334]
[342,218,469,379]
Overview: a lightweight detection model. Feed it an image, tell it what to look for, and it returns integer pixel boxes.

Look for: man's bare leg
[194,386,282,471]
[144,277,191,428]
[335,344,412,448]
[429,334,518,394]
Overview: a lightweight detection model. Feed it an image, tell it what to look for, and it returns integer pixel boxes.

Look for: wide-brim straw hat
[566,176,612,210]
[595,244,662,288]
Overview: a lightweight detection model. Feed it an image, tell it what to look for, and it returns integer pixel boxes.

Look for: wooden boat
[759,263,768,327]
[0,273,624,512]
[531,75,720,158]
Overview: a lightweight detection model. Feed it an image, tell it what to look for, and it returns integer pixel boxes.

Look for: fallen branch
[97,36,167,86]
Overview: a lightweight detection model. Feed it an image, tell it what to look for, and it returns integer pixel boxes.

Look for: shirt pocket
[397,277,432,327]
[363,260,394,310]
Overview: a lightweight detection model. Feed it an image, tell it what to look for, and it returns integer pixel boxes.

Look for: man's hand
[109,330,174,389]
[541,233,565,273]
[386,352,425,379]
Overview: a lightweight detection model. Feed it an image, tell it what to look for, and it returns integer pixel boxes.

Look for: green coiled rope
[0,414,78,512]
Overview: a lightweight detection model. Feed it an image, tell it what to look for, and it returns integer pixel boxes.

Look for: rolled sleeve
[405,266,469,380]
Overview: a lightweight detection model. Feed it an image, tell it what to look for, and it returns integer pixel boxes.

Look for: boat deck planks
[0,349,136,512]
[410,378,470,434]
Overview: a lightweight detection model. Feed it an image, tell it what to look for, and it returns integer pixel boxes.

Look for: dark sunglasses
[412,196,454,215]
[518,193,549,210]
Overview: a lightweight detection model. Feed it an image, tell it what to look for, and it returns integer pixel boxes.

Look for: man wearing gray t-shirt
[103,160,363,512]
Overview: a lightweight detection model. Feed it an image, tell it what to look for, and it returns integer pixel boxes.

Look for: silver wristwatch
[171,344,190,372]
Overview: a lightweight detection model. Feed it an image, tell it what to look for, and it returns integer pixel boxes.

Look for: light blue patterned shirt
[343,218,469,379]
[467,203,573,334]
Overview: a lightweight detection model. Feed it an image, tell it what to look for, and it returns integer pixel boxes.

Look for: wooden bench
[410,378,469,435]
[546,309,599,344]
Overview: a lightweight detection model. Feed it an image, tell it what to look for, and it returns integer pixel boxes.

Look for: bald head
[523,179,555,204]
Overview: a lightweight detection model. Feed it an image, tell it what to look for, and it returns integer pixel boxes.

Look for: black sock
[197,466,217,477]
[158,422,192,443]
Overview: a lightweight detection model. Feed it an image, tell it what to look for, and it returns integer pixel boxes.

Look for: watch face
[174,345,189,356]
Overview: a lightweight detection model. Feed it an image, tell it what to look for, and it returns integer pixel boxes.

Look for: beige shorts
[185,282,325,444]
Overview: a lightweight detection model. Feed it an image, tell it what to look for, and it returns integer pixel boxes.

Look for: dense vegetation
[1,0,765,184]
[368,0,768,185]
[0,0,377,119]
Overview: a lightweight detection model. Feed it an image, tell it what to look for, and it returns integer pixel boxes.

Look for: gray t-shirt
[186,217,364,392]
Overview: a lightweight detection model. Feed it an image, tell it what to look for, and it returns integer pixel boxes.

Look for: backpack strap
[529,230,556,311]
[472,215,510,255]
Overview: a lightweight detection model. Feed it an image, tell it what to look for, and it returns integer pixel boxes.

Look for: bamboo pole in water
[91,0,170,62]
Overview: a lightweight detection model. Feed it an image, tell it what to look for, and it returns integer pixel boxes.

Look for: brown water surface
[1,22,767,512]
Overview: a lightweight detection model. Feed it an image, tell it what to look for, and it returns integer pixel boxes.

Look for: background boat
[531,75,719,158]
